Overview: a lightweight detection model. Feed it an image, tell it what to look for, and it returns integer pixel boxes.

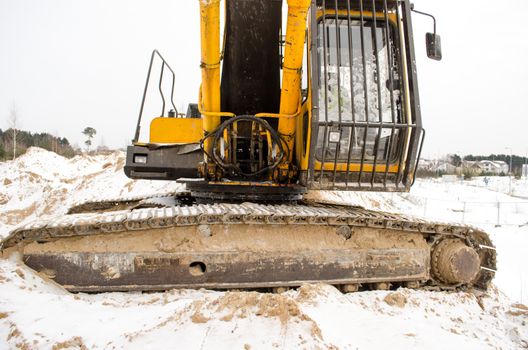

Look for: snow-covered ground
[0,148,527,349]
[467,176,528,200]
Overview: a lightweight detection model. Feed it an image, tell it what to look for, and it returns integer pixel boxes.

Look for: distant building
[478,160,508,174]
[467,160,509,175]
[419,158,511,176]
[436,161,457,173]
[418,159,457,174]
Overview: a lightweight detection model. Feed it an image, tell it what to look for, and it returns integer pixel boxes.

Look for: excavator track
[0,201,496,293]
[66,191,190,214]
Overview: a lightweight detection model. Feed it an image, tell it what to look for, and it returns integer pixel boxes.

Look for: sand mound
[384,292,408,308]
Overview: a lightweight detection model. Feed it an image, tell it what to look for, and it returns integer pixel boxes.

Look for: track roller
[341,284,360,293]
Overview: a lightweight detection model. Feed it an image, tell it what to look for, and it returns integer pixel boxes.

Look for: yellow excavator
[1,0,496,292]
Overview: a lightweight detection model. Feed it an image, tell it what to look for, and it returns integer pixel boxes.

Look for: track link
[1,200,497,292]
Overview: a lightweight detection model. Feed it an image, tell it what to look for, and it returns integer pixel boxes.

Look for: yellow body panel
[149,117,203,144]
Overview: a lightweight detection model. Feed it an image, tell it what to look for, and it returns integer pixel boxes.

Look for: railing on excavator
[307,0,424,192]
[133,50,178,143]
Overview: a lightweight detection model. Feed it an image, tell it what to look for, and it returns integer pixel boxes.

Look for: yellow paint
[197,87,235,119]
[297,14,313,172]
[149,117,203,144]
[278,0,311,163]
[314,160,399,173]
[199,0,221,157]
[316,9,397,24]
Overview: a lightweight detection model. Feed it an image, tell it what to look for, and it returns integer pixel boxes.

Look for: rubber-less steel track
[1,200,496,291]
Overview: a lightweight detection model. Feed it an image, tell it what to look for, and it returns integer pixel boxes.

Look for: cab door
[305,0,424,191]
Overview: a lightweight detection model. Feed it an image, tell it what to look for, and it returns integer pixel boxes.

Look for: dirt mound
[51,336,87,350]
[211,291,308,325]
[384,292,408,308]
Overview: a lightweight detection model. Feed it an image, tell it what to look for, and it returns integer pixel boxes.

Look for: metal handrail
[133,50,178,143]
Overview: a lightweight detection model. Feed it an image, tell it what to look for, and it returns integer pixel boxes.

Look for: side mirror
[426,33,442,61]
[411,7,442,61]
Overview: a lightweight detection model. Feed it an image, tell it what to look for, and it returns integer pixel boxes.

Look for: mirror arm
[410,6,437,35]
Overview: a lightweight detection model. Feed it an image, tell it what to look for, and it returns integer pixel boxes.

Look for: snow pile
[0,147,181,237]
[1,148,527,349]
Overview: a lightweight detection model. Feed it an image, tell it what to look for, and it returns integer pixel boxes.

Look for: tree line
[0,128,76,160]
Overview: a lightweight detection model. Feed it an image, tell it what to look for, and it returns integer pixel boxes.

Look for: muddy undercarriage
[0,197,496,293]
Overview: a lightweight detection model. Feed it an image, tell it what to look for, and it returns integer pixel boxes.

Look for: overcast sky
[1,0,527,158]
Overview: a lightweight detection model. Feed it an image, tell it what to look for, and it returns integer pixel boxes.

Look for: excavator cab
[125,0,424,200]
[306,1,423,191]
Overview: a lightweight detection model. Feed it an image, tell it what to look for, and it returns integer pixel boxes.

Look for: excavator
[1,0,496,292]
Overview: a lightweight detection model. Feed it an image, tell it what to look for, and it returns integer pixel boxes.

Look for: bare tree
[8,103,18,160]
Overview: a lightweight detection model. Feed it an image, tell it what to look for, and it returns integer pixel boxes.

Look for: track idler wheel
[431,238,481,285]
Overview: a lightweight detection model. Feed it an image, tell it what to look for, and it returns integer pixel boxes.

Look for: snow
[466,176,528,200]
[0,148,527,349]
[0,147,183,234]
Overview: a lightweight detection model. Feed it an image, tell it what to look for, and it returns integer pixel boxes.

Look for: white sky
[0,0,527,158]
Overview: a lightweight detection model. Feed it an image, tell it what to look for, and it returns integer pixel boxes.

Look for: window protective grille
[308,0,424,192]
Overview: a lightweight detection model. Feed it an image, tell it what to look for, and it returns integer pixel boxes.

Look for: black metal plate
[24,248,428,292]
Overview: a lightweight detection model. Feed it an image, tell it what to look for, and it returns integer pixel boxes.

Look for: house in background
[471,160,509,175]
[418,158,511,176]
